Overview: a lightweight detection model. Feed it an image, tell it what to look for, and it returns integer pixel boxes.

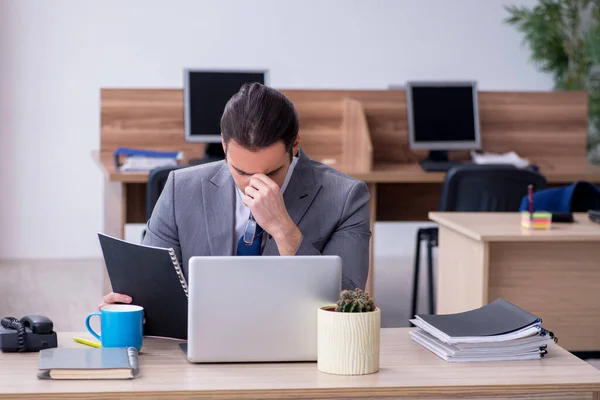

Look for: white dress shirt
[234,156,298,253]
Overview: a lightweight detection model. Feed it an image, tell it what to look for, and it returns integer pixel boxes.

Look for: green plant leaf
[505,0,600,161]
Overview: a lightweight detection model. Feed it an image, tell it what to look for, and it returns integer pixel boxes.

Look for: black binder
[97,233,188,340]
[409,299,557,362]
[417,298,541,338]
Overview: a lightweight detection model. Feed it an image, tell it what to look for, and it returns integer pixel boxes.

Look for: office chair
[571,182,600,210]
[142,165,188,241]
[520,181,600,213]
[410,164,547,320]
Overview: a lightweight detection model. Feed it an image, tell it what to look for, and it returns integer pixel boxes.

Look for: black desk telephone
[0,315,57,352]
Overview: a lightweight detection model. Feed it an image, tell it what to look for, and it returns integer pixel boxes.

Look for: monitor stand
[189,143,225,166]
[419,150,460,172]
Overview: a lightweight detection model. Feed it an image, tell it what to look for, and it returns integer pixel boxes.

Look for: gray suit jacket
[142,149,371,290]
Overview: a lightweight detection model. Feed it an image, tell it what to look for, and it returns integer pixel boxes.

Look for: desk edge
[428,212,483,241]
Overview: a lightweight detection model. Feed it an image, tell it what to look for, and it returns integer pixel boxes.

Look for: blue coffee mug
[85,304,144,350]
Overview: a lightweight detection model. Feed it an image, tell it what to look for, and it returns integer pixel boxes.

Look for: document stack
[113,147,183,171]
[409,299,557,362]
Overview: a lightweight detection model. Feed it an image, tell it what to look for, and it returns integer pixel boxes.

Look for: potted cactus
[317,288,380,375]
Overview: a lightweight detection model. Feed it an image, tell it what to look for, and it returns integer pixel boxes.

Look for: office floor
[1,223,598,369]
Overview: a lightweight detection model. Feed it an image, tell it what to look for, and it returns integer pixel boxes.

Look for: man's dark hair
[220,83,299,155]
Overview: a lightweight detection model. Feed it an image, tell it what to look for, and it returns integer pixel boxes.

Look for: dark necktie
[236,216,263,256]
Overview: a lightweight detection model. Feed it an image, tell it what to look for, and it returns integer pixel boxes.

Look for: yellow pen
[73,337,101,348]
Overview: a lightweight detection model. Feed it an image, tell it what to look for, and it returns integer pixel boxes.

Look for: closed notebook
[38,347,139,380]
[409,298,557,362]
[414,298,541,341]
[98,233,188,340]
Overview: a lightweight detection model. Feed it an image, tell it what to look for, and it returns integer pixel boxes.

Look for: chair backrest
[571,182,600,211]
[146,165,188,222]
[439,164,547,212]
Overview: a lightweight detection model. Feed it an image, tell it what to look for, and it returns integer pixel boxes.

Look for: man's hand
[99,292,132,310]
[242,174,302,255]
[99,292,145,323]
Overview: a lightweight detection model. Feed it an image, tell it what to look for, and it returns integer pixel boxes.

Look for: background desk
[430,212,600,353]
[98,156,600,230]
[2,329,600,399]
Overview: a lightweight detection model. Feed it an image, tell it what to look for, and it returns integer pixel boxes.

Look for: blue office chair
[410,164,547,320]
[142,165,188,241]
[519,181,600,213]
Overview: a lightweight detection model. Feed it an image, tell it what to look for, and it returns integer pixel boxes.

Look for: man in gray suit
[100,83,371,308]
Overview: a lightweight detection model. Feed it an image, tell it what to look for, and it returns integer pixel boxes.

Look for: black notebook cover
[98,233,188,340]
[417,298,541,337]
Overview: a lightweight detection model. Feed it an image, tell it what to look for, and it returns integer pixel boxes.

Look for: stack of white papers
[410,324,555,362]
[470,150,530,168]
[114,147,183,172]
[120,156,178,171]
[409,299,557,362]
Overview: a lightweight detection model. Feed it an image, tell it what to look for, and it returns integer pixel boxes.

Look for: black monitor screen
[186,71,265,138]
[410,85,477,143]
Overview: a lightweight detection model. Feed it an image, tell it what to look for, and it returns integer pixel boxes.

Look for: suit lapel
[263,150,322,255]
[202,163,236,256]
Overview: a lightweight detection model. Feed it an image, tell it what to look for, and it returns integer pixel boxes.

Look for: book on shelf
[409,298,557,362]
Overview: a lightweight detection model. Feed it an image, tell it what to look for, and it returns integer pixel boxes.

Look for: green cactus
[335,288,376,312]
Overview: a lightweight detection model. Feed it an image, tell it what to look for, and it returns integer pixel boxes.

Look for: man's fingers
[241,193,254,208]
[244,185,260,200]
[249,176,270,193]
[253,173,280,191]
[101,292,132,305]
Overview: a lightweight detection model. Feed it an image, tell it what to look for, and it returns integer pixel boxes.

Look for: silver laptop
[185,255,341,363]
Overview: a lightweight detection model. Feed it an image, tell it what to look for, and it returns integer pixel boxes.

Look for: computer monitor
[184,69,268,161]
[405,81,481,169]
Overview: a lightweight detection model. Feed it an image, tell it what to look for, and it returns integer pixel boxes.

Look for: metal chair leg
[410,229,423,325]
[427,235,435,315]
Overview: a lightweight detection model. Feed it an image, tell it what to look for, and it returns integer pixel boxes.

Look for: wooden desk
[102,160,600,184]
[430,212,600,352]
[2,329,600,399]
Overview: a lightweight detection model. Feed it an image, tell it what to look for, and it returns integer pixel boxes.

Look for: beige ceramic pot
[317,305,381,375]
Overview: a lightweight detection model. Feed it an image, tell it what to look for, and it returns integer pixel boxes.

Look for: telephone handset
[0,315,58,352]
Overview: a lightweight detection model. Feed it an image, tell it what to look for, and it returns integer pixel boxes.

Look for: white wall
[0,0,551,259]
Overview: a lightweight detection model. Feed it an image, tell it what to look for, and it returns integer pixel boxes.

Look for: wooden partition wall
[281,89,589,167]
[101,88,589,175]
[100,89,377,175]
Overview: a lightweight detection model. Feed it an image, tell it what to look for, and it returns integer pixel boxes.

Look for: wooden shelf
[97,153,600,185]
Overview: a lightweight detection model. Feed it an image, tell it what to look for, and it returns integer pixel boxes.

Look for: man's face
[223,138,299,192]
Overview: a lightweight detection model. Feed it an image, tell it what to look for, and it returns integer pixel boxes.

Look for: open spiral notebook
[97,233,189,340]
